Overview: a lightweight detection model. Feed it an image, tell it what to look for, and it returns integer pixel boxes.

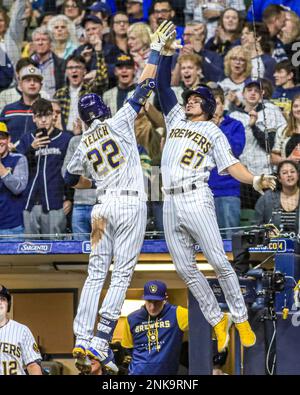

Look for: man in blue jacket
[0,121,28,237]
[121,280,188,375]
[208,87,246,239]
[17,98,72,236]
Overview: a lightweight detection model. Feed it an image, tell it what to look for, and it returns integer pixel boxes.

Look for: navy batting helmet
[0,285,11,312]
[78,93,111,126]
[182,84,216,120]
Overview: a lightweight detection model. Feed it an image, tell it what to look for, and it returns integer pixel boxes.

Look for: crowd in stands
[0,0,299,240]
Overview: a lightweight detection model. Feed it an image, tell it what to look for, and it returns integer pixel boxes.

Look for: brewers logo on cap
[149,285,158,294]
[143,280,167,300]
[19,65,43,81]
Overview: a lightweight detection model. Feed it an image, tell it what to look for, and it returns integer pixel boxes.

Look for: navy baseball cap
[82,15,103,27]
[244,78,262,90]
[143,280,167,301]
[88,1,112,16]
[115,54,134,68]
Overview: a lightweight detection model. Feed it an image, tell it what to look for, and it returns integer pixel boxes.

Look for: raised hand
[150,20,176,52]
[161,35,183,56]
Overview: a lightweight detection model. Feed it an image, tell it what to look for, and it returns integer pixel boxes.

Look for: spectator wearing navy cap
[125,0,149,24]
[121,280,189,375]
[88,1,112,38]
[0,121,28,238]
[103,54,136,115]
[73,14,119,86]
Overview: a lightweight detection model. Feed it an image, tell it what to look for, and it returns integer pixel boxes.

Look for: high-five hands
[150,20,177,52]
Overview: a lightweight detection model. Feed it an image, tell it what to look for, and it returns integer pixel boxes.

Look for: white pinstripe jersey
[0,320,41,375]
[161,103,239,188]
[67,103,145,195]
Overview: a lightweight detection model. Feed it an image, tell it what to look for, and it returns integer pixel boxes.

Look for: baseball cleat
[86,346,119,375]
[73,345,92,374]
[213,313,232,353]
[235,320,256,348]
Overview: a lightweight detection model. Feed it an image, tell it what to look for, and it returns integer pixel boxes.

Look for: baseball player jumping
[64,21,176,374]
[0,285,43,375]
[153,36,276,352]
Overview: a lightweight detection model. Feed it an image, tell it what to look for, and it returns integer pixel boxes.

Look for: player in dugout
[121,280,188,375]
[0,285,43,375]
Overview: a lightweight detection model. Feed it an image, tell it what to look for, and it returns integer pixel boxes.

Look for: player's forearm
[138,50,160,83]
[27,362,43,375]
[170,61,181,86]
[227,162,254,185]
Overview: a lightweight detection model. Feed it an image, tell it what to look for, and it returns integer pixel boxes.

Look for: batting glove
[161,35,182,56]
[150,20,176,52]
[253,174,277,195]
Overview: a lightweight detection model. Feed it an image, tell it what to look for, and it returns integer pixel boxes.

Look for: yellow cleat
[213,313,232,353]
[73,346,92,374]
[235,320,256,347]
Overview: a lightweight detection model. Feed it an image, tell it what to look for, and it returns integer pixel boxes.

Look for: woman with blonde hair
[219,45,252,110]
[272,94,300,165]
[48,14,79,59]
[127,22,151,82]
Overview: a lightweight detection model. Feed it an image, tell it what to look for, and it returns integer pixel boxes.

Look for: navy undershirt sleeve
[156,55,178,116]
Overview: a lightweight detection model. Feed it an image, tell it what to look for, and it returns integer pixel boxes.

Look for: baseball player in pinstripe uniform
[0,285,42,375]
[152,37,277,353]
[64,21,176,374]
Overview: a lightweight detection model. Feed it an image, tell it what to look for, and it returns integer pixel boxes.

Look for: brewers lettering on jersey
[155,48,276,352]
[64,19,178,374]
[0,285,42,375]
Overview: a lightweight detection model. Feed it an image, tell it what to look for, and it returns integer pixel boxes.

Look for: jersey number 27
[181,148,205,169]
